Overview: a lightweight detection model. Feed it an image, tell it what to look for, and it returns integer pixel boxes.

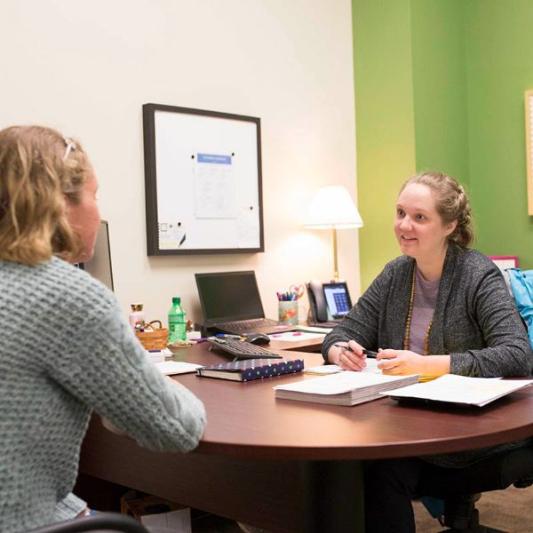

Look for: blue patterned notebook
[196,358,304,382]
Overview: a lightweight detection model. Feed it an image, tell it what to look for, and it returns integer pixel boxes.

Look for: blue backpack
[507,268,533,349]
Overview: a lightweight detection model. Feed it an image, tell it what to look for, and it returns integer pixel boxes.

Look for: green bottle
[168,296,187,342]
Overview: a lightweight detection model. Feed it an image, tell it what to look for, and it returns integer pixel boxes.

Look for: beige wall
[0,0,359,325]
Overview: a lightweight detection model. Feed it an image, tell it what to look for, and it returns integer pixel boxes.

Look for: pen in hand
[333,343,378,358]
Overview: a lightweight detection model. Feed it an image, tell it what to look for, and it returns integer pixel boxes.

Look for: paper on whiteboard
[193,153,237,219]
[158,222,186,250]
[237,205,260,247]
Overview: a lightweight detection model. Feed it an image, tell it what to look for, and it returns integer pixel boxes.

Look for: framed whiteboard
[143,103,264,255]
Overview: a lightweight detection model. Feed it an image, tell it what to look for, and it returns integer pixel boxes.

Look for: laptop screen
[323,282,352,319]
[195,271,265,324]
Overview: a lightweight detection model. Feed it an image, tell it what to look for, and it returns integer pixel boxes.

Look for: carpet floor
[413,485,533,532]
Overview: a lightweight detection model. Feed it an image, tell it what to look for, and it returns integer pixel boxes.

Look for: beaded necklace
[403,267,433,355]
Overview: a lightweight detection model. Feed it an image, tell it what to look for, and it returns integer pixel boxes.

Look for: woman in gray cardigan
[322,172,532,533]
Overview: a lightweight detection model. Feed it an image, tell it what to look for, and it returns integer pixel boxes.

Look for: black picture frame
[143,103,264,255]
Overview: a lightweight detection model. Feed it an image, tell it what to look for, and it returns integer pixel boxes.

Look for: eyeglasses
[63,138,76,160]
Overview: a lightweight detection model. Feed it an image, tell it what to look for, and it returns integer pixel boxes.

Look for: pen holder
[278,300,299,325]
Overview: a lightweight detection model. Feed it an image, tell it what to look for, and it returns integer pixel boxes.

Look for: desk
[79,341,533,533]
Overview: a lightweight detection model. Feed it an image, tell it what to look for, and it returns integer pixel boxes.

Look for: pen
[333,343,378,358]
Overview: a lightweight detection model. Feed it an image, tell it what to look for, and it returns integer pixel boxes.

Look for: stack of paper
[155,361,203,376]
[383,374,533,407]
[304,358,381,375]
[274,371,419,406]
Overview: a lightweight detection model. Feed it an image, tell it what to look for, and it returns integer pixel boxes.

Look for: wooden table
[78,341,533,532]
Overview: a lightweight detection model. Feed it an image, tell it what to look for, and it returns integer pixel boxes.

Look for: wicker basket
[135,320,168,350]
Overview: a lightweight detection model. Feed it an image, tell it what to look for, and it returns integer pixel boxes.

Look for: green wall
[354,0,533,289]
[411,0,469,184]
[465,0,533,266]
[352,0,416,288]
[353,0,468,288]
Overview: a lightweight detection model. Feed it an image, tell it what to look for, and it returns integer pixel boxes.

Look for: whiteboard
[143,103,264,255]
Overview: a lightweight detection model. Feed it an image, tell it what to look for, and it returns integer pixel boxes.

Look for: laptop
[195,271,297,335]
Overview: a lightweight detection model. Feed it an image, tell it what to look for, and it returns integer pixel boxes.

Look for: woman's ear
[445,220,458,237]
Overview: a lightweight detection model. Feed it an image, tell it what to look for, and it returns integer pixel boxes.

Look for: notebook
[195,271,297,335]
[197,358,304,382]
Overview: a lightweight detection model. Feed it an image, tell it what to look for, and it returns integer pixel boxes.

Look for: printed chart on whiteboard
[143,104,264,255]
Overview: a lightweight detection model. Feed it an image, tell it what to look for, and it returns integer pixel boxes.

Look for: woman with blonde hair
[322,172,532,532]
[0,125,206,532]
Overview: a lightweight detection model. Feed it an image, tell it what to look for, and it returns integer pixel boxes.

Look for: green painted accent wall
[354,0,533,287]
[465,0,533,267]
[411,0,469,186]
[352,0,416,289]
[353,0,468,288]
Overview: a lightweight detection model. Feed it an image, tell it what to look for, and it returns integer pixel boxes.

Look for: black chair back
[25,512,148,533]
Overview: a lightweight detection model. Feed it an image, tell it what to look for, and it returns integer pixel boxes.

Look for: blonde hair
[0,125,91,265]
[400,171,474,248]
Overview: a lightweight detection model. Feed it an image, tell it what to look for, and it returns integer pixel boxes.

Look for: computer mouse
[245,332,271,345]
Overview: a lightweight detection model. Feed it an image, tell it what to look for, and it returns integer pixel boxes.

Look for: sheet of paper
[362,358,380,374]
[305,365,343,375]
[269,331,325,342]
[155,361,203,376]
[193,153,237,219]
[305,360,380,376]
[293,325,333,334]
[385,374,533,407]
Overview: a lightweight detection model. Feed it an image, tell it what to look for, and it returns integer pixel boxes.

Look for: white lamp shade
[303,185,363,229]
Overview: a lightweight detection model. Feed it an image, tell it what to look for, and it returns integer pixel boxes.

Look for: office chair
[25,512,149,533]
[434,446,533,532]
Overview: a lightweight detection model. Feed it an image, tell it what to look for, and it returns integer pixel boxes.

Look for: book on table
[383,374,533,407]
[273,371,419,406]
[197,358,304,382]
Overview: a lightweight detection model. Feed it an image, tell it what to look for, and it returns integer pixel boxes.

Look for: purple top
[409,268,439,354]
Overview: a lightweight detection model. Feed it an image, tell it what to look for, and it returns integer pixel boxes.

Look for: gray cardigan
[323,245,532,377]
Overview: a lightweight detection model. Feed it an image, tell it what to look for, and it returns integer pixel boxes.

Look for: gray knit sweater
[323,245,533,466]
[0,257,206,532]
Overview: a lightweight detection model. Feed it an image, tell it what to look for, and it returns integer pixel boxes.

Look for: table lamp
[303,185,363,281]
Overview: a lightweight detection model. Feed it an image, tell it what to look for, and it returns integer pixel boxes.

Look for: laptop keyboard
[220,318,278,332]
[208,337,282,359]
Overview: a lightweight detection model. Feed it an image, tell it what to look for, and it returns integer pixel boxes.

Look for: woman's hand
[327,340,367,371]
[377,350,451,376]
[376,349,426,375]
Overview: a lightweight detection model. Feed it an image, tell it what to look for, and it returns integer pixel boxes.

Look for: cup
[278,300,299,325]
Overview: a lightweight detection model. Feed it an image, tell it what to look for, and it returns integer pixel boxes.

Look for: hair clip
[63,138,76,160]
